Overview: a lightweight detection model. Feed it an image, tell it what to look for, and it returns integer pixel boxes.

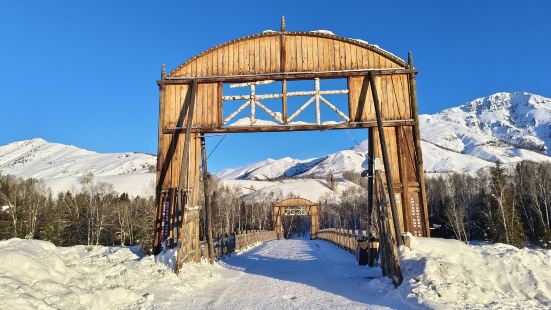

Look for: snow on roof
[352,38,369,45]
[307,31,403,63]
[310,30,335,35]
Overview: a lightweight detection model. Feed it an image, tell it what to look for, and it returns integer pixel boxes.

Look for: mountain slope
[217,92,551,179]
[420,92,551,159]
[0,138,156,196]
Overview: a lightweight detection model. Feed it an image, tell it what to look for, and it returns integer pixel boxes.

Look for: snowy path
[176,239,419,310]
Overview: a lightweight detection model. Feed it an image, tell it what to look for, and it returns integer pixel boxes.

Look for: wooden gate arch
[273,197,319,239]
[154,21,430,271]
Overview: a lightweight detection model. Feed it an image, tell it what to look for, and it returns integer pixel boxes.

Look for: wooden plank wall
[348,74,411,122]
[170,34,403,78]
[347,73,426,236]
[371,127,425,236]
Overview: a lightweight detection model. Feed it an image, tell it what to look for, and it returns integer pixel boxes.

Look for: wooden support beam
[282,79,288,124]
[367,128,375,238]
[200,135,215,264]
[407,52,430,237]
[158,68,417,85]
[163,120,414,134]
[280,32,288,124]
[368,71,403,247]
[175,79,197,273]
[177,79,197,210]
[375,171,403,287]
[396,127,412,233]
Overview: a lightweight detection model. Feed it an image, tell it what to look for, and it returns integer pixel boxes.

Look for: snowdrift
[0,238,187,309]
[393,237,551,309]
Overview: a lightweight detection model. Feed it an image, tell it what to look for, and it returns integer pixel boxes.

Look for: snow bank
[0,238,205,309]
[387,237,551,309]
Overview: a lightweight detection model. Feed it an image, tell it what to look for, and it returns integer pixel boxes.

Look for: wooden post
[375,171,403,287]
[280,24,288,124]
[367,128,375,238]
[282,79,288,124]
[407,52,430,237]
[201,135,215,264]
[177,79,198,213]
[314,78,321,125]
[368,71,403,246]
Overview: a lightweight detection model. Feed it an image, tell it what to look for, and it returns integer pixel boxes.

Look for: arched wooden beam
[274,197,317,207]
[168,31,407,78]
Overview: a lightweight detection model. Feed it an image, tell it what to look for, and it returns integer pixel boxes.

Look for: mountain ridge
[0,138,156,196]
[217,91,551,180]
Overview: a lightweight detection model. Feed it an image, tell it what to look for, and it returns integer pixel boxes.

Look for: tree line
[2,160,549,250]
[427,161,551,248]
[0,172,155,249]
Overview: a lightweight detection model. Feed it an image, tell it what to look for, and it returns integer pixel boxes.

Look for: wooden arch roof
[274,197,317,207]
[168,31,407,78]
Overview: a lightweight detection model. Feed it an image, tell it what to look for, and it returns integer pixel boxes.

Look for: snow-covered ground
[1,237,550,309]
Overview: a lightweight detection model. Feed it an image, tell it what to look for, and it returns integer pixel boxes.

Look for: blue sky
[1,1,550,172]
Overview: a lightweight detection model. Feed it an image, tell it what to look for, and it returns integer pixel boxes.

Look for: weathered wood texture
[348,74,411,122]
[371,126,425,237]
[168,32,405,78]
[374,171,403,287]
[155,81,203,262]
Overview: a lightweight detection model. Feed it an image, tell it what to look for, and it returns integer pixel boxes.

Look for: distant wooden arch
[273,197,319,239]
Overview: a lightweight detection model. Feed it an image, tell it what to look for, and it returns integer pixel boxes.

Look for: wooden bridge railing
[316,228,367,253]
[199,230,277,261]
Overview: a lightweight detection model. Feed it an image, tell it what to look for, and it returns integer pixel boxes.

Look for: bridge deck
[179,239,416,309]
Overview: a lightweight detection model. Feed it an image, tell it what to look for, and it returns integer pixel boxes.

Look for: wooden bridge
[153,18,430,286]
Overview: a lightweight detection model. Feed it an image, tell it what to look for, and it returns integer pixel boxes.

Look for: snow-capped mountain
[420,92,551,161]
[0,138,156,196]
[218,92,551,179]
[1,92,549,195]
